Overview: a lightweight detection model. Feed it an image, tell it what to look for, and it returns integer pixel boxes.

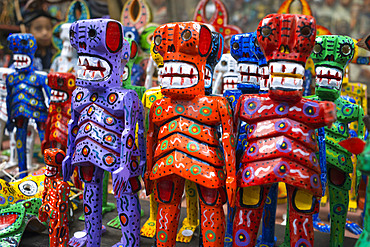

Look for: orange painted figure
[39,148,70,247]
[144,21,236,247]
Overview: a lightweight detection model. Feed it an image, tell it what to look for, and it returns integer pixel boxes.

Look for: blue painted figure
[62,19,144,247]
[6,33,51,178]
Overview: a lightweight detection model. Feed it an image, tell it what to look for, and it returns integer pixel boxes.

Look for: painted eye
[57,78,64,86]
[341,44,351,55]
[125,31,136,40]
[88,28,97,38]
[300,26,312,37]
[261,27,271,37]
[68,78,75,87]
[70,29,75,38]
[181,30,192,41]
[313,44,322,54]
[21,40,28,46]
[232,42,239,50]
[153,45,158,54]
[221,60,227,66]
[154,35,162,46]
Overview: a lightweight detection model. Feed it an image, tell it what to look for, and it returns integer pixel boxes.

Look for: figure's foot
[140,218,156,238]
[102,202,116,215]
[69,226,107,247]
[224,233,233,247]
[313,217,330,233]
[320,194,328,206]
[346,219,363,235]
[69,231,88,247]
[107,216,121,230]
[348,200,358,212]
[176,217,199,243]
[356,230,370,247]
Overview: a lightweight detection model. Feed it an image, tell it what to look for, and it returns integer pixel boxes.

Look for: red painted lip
[0,213,18,230]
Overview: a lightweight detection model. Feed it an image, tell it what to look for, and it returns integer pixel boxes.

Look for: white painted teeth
[315,66,342,90]
[205,68,212,88]
[51,89,68,102]
[238,63,259,85]
[269,61,305,75]
[45,165,57,176]
[122,66,129,81]
[77,55,110,81]
[13,54,31,69]
[269,77,303,89]
[159,62,199,89]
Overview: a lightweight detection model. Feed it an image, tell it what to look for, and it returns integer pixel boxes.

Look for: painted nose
[279,45,290,54]
[325,55,334,61]
[167,44,176,53]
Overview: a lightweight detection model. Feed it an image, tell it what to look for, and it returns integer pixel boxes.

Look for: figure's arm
[5,74,14,131]
[144,57,155,89]
[62,102,79,182]
[317,127,327,196]
[313,100,337,129]
[137,100,146,176]
[38,184,49,222]
[112,90,139,197]
[55,182,70,233]
[144,102,158,195]
[233,95,243,163]
[40,74,51,105]
[218,97,237,207]
[356,105,365,140]
[41,114,52,153]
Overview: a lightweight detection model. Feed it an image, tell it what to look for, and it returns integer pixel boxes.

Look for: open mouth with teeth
[77,55,111,81]
[45,164,58,177]
[159,62,199,89]
[223,72,239,90]
[204,67,212,89]
[51,89,68,103]
[238,63,259,85]
[269,61,305,90]
[315,66,342,90]
[259,65,269,89]
[13,54,31,69]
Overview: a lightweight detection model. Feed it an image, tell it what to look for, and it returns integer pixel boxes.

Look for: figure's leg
[15,117,28,178]
[197,184,226,247]
[26,122,36,170]
[48,212,69,247]
[355,179,370,247]
[176,180,199,243]
[140,193,158,238]
[9,128,18,167]
[69,165,104,247]
[257,183,278,247]
[349,154,358,212]
[278,182,287,203]
[113,179,141,247]
[154,175,185,247]
[225,201,235,247]
[328,166,350,247]
[233,185,270,247]
[287,184,318,247]
[36,120,45,142]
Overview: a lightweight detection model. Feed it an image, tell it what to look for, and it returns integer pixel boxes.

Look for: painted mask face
[60,23,76,59]
[250,32,268,91]
[154,22,213,99]
[257,14,316,96]
[70,19,130,89]
[230,32,260,92]
[140,25,157,53]
[217,53,238,91]
[311,35,354,95]
[150,41,163,68]
[7,33,37,72]
[122,38,139,85]
[205,32,224,95]
[44,148,65,178]
[47,72,76,104]
[123,26,140,45]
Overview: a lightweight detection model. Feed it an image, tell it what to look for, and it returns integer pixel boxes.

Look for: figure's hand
[41,140,47,154]
[62,156,75,182]
[226,176,237,208]
[323,102,337,128]
[112,167,130,198]
[6,120,15,132]
[143,171,153,196]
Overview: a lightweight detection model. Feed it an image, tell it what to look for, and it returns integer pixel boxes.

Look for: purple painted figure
[62,19,145,247]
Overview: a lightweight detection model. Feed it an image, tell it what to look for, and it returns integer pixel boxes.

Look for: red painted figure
[42,72,76,152]
[233,14,337,247]
[39,148,70,247]
[144,21,236,247]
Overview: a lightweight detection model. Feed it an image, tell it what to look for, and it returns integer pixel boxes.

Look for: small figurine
[0,198,46,246]
[39,148,71,247]
[307,35,364,247]
[63,19,144,247]
[6,33,51,178]
[233,14,336,247]
[41,72,76,152]
[213,53,239,95]
[145,21,236,247]
[193,0,242,52]
[50,23,78,73]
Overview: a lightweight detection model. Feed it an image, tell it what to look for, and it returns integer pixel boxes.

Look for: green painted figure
[307,35,365,247]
